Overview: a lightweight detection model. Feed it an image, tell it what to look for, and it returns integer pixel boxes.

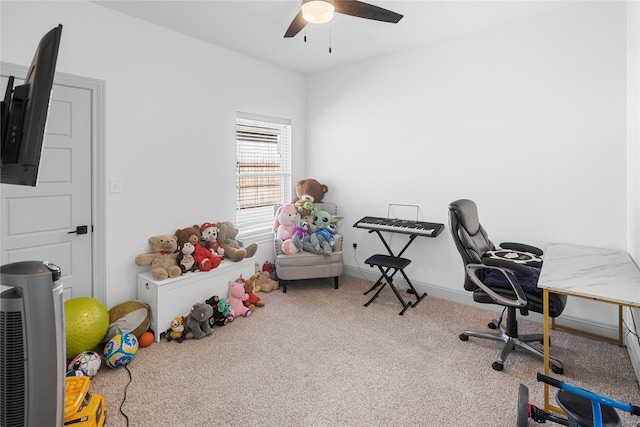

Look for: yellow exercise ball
[64,297,109,359]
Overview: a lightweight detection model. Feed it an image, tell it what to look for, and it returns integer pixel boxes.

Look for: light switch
[110,178,122,194]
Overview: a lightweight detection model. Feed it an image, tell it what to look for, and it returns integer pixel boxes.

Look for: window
[236,112,291,238]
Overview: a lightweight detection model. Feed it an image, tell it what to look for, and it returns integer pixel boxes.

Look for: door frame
[1,62,106,303]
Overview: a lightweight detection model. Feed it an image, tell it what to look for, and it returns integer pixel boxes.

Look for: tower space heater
[1,261,65,427]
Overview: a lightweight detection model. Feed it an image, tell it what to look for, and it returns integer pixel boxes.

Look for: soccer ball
[67,351,102,378]
[103,333,138,368]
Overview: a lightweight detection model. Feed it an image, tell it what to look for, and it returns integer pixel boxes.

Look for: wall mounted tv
[1,24,63,186]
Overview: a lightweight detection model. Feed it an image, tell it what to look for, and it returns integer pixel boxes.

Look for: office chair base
[459,326,564,374]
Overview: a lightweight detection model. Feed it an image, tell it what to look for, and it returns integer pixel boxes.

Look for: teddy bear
[182,302,214,339]
[200,222,225,258]
[176,225,221,271]
[274,203,301,255]
[295,178,329,203]
[217,221,258,262]
[176,242,197,274]
[227,277,251,318]
[250,263,279,292]
[135,235,182,280]
[165,316,185,343]
[254,271,279,292]
[205,295,232,326]
[242,276,265,311]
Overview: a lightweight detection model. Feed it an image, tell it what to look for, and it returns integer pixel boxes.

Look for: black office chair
[448,199,567,373]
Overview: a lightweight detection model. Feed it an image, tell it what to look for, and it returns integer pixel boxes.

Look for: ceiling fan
[284,0,404,38]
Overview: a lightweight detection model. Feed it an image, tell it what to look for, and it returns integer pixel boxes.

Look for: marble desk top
[538,244,640,307]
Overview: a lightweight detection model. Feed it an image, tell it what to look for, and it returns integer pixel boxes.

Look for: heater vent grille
[1,308,26,426]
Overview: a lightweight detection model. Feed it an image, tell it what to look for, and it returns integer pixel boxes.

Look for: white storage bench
[137,257,255,342]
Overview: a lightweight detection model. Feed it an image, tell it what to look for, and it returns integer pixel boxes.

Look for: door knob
[68,225,88,235]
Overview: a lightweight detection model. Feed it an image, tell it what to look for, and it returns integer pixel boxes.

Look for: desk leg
[543,289,550,412]
[618,305,623,346]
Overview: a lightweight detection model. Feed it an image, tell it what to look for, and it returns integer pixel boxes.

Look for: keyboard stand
[362,229,427,315]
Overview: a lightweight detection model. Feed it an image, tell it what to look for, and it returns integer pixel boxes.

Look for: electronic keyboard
[353,216,444,237]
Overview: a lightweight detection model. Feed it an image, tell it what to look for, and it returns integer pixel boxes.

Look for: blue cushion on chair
[482,267,542,294]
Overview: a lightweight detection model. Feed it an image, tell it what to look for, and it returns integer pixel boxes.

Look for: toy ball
[64,297,110,359]
[104,333,139,368]
[67,351,102,378]
[138,331,154,348]
[102,300,151,343]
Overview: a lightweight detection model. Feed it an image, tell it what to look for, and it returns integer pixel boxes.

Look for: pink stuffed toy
[273,203,301,254]
[227,277,251,318]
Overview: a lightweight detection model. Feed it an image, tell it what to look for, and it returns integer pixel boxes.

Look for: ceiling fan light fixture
[302,0,335,24]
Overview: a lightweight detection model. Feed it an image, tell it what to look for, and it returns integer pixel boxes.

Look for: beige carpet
[89,275,640,426]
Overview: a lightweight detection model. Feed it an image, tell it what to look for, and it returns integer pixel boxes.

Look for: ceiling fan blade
[284,10,307,38]
[334,1,403,23]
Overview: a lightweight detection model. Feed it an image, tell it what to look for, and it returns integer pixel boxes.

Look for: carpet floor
[89,274,640,426]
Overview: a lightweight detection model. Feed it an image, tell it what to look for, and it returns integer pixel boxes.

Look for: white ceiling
[92,0,573,75]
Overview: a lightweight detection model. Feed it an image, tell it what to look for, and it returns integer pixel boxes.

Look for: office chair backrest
[449,199,496,291]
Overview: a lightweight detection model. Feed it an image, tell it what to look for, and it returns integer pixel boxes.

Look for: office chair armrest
[482,257,534,276]
[499,242,543,257]
[467,263,528,308]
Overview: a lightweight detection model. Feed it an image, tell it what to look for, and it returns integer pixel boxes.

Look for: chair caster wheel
[492,361,504,371]
[459,333,469,341]
[488,320,498,329]
[551,365,563,375]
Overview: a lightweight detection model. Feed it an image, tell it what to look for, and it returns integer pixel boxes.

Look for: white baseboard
[344,267,640,385]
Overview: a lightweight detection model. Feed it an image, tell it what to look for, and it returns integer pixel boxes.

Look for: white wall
[0,1,306,307]
[1,1,636,339]
[306,2,630,332]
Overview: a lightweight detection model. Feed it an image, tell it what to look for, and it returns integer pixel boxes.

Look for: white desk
[538,244,640,413]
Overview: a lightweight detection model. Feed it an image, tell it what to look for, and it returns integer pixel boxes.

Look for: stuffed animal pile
[276,178,343,256]
[135,221,259,278]
[176,226,221,272]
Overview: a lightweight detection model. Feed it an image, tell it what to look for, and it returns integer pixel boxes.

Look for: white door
[1,78,93,300]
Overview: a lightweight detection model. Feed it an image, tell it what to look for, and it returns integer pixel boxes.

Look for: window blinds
[236,114,291,236]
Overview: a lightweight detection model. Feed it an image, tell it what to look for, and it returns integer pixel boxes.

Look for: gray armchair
[274,202,343,293]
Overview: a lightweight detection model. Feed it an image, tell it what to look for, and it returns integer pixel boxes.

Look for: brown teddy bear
[135,235,182,280]
[175,225,201,246]
[251,263,279,292]
[217,221,258,262]
[295,178,329,203]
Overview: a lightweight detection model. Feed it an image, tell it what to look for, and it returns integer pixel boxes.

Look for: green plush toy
[205,295,232,326]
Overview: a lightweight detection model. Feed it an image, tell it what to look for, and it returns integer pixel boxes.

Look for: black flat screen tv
[1,24,63,186]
